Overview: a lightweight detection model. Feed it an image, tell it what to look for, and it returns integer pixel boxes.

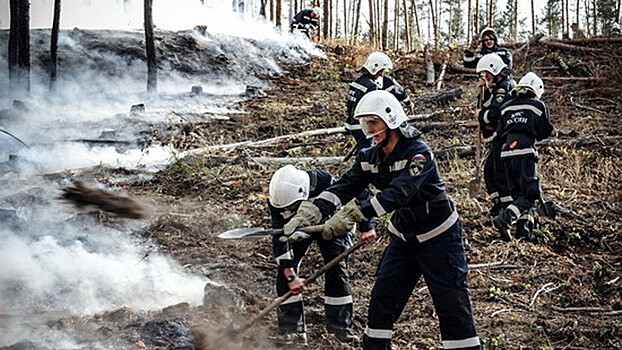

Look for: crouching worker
[290,7,321,40]
[494,72,554,241]
[268,165,375,345]
[282,90,481,350]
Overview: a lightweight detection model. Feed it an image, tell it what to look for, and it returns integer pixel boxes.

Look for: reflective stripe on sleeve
[385,85,395,92]
[281,294,303,305]
[416,210,459,243]
[482,110,490,124]
[350,81,368,92]
[275,250,293,265]
[507,204,521,218]
[501,104,543,117]
[483,132,497,143]
[324,295,353,305]
[442,336,481,349]
[489,192,500,200]
[370,196,387,216]
[500,195,514,203]
[500,148,537,158]
[390,159,409,172]
[360,162,379,173]
[463,55,476,62]
[317,191,342,208]
[519,212,534,223]
[364,326,393,339]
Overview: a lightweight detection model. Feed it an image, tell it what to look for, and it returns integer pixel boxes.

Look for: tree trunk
[50,0,61,91]
[585,0,590,37]
[403,0,411,50]
[428,0,438,49]
[487,0,494,26]
[592,0,597,37]
[565,0,570,36]
[8,0,30,97]
[275,0,281,28]
[259,0,267,18]
[354,0,362,42]
[467,0,472,44]
[475,0,479,35]
[411,0,421,40]
[368,0,375,47]
[376,0,382,45]
[513,0,518,41]
[270,0,274,22]
[323,0,329,39]
[424,43,435,85]
[343,0,348,42]
[531,0,536,35]
[144,0,157,93]
[382,0,389,49]
[394,0,399,49]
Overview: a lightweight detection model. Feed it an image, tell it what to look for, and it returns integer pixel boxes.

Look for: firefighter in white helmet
[283,91,481,350]
[464,27,513,69]
[494,72,553,241]
[475,53,517,218]
[346,51,414,153]
[268,164,375,345]
[291,7,321,40]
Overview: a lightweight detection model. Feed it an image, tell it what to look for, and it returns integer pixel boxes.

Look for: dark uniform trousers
[498,155,540,238]
[484,139,512,216]
[362,221,480,350]
[276,232,354,334]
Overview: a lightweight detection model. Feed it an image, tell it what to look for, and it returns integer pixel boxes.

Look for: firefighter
[475,53,517,217]
[268,165,375,345]
[290,7,321,40]
[464,27,513,69]
[494,72,554,241]
[283,91,481,350]
[346,51,414,152]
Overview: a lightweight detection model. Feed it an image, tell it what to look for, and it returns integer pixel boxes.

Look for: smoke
[0,1,325,348]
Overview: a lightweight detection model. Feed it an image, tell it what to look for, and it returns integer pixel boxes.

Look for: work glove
[279,231,310,243]
[322,199,367,240]
[282,201,322,240]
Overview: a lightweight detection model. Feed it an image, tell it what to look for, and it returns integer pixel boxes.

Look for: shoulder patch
[495,90,507,103]
[409,154,427,176]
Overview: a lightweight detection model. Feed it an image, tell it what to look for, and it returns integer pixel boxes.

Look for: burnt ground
[6,34,620,350]
[129,41,620,349]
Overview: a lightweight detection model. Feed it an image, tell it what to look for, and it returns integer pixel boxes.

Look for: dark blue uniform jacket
[314,127,458,244]
[498,95,553,159]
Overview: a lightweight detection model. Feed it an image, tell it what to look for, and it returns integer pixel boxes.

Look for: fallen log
[410,87,462,106]
[515,33,545,54]
[178,109,463,158]
[540,39,606,53]
[60,181,146,219]
[554,37,622,45]
[191,136,621,167]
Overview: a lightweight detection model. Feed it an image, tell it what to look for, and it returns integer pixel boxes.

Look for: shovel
[218,224,324,239]
[226,241,365,337]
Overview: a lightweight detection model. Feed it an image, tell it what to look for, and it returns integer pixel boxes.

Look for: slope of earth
[21,37,619,350]
[125,39,621,349]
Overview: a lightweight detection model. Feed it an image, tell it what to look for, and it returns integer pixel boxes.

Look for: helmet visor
[358,116,388,139]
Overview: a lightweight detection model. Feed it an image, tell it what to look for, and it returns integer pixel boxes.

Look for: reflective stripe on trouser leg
[418,221,480,349]
[275,239,313,334]
[318,233,355,333]
[363,238,421,350]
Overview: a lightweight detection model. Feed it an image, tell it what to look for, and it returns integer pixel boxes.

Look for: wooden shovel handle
[232,241,365,335]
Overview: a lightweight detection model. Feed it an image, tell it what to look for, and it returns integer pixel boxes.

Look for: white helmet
[353,90,407,137]
[312,7,321,17]
[480,27,498,40]
[515,72,544,99]
[269,165,310,208]
[476,53,506,75]
[362,51,393,75]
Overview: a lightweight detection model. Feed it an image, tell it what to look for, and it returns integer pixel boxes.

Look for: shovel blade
[218,227,282,239]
